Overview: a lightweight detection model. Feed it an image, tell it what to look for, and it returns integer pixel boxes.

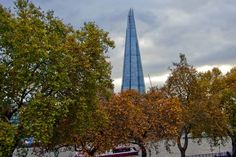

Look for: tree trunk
[180,149,186,157]
[132,138,147,157]
[53,149,59,157]
[232,138,236,157]
[138,143,147,157]
[88,149,97,157]
[1,152,13,157]
[1,145,15,157]
[2,134,20,157]
[177,127,189,157]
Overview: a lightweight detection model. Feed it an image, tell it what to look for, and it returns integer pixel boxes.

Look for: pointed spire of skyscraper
[121,9,145,94]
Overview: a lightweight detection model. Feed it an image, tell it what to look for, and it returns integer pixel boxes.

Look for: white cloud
[139,38,154,49]
[197,65,233,74]
[112,78,122,93]
[113,64,234,93]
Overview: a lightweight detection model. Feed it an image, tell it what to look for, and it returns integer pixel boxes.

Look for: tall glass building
[121,9,145,94]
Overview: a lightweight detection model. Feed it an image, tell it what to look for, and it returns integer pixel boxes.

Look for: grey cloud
[193,46,236,66]
[1,0,236,86]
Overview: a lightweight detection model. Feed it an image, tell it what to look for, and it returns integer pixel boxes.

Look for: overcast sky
[1,0,236,92]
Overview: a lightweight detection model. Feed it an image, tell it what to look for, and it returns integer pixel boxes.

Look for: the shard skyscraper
[121,9,145,94]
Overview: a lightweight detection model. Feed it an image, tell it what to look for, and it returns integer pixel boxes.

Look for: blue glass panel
[121,9,145,94]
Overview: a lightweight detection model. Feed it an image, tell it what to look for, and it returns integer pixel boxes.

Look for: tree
[0,0,114,156]
[221,67,236,157]
[102,90,149,157]
[71,109,111,157]
[195,68,228,139]
[165,54,198,157]
[165,54,227,157]
[141,89,182,157]
[101,90,182,157]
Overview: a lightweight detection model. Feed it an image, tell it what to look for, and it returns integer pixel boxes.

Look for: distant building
[121,9,145,94]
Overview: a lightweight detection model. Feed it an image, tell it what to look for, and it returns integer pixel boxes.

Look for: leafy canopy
[0,0,114,155]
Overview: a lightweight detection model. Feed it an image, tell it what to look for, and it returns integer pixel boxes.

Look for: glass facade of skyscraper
[121,9,145,94]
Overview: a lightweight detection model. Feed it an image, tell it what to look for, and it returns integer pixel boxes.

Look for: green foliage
[221,68,236,138]
[0,0,114,155]
[165,54,228,157]
[20,95,71,144]
[0,120,17,156]
[166,53,198,107]
[192,68,228,140]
